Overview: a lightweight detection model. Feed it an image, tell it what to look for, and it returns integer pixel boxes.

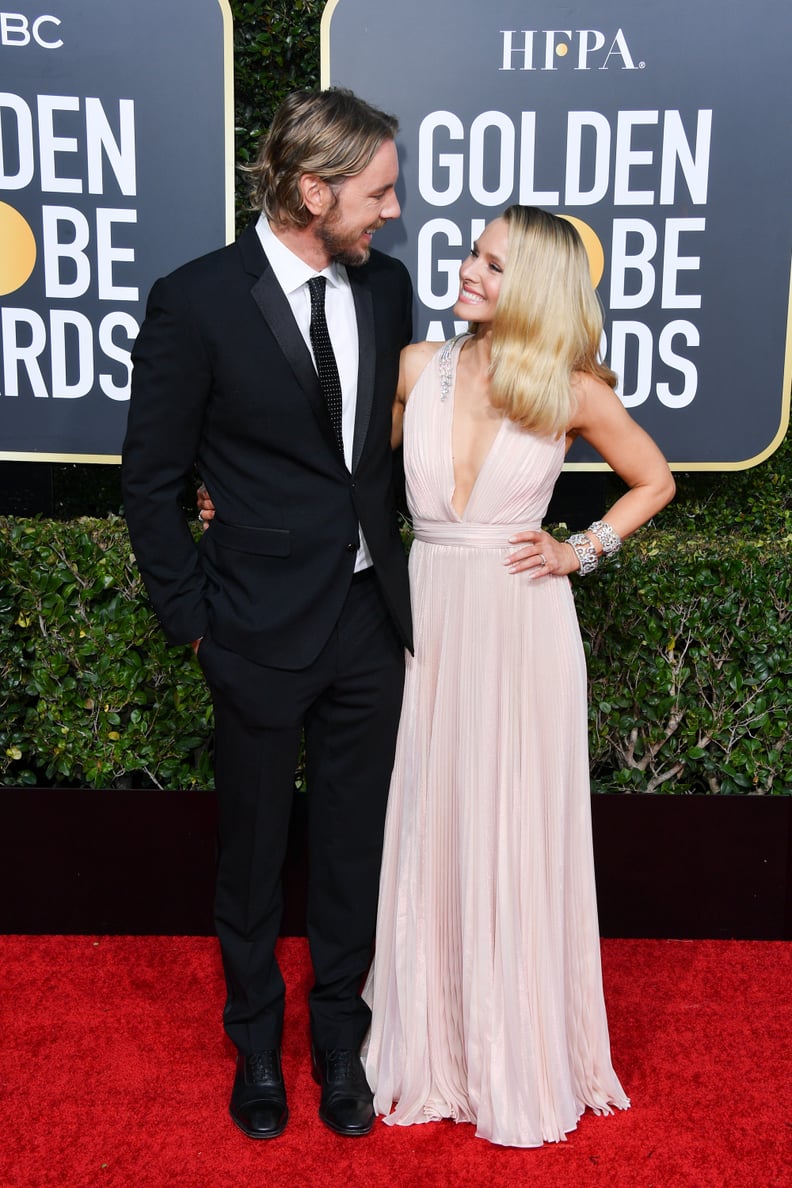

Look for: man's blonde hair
[248,89,398,227]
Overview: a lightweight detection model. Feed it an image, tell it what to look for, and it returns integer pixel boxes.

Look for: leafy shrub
[0,517,212,789]
[578,533,792,794]
[2,516,790,793]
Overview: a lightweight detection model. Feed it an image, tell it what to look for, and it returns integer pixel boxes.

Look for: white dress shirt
[256,214,372,572]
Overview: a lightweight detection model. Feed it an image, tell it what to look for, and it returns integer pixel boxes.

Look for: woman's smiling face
[453,217,509,325]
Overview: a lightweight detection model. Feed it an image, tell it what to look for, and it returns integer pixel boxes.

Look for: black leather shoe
[229,1049,288,1139]
[311,1046,375,1136]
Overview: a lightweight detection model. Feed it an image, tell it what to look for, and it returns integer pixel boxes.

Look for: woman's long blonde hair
[486,206,616,436]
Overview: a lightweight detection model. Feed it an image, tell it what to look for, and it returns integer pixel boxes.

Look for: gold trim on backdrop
[0,452,121,464]
[218,0,235,244]
[320,0,342,89]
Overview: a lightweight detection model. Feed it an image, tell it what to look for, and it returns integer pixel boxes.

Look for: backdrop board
[322,0,792,469]
[0,0,233,462]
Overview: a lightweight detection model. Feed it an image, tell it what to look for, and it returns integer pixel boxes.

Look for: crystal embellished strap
[438,334,470,402]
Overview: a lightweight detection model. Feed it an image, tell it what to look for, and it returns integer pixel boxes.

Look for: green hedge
[1,516,790,793]
[0,517,212,789]
[579,534,792,794]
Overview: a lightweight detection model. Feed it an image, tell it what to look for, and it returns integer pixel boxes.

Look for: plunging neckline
[446,337,505,521]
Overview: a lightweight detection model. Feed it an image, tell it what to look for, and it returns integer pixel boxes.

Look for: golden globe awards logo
[0,97,140,405]
[415,107,710,413]
[324,0,792,468]
[0,0,231,461]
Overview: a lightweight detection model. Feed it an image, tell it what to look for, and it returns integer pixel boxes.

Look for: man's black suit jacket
[122,224,413,670]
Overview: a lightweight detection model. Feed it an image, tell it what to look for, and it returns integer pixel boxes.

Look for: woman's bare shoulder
[398,340,442,401]
[568,370,623,431]
[403,339,440,372]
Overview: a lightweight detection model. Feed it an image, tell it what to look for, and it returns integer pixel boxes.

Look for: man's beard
[316,204,382,267]
[316,220,369,267]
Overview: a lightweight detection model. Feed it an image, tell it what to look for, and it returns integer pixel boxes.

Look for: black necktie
[307,275,344,454]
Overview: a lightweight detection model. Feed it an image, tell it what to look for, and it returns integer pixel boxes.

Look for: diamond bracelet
[587,520,622,559]
[566,533,599,576]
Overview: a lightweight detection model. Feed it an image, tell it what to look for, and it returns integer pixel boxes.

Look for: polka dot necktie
[307,275,344,454]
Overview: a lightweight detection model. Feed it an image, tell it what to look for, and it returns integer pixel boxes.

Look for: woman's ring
[198,510,205,522]
[538,553,546,567]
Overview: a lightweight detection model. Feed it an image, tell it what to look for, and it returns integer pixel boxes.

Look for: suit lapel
[349,268,375,473]
[240,229,341,459]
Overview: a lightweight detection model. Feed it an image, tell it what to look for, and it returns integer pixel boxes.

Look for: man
[122,89,413,1140]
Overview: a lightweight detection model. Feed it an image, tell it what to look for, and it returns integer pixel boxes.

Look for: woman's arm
[391,341,438,448]
[506,373,675,576]
[568,373,676,541]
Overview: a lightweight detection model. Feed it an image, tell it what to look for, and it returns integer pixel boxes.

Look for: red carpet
[1,937,789,1187]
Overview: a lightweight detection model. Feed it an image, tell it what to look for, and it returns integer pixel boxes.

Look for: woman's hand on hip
[504,530,578,577]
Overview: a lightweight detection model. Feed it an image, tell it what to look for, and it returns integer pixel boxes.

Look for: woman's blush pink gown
[363,336,629,1148]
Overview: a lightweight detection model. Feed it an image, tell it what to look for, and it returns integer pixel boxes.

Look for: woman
[199,206,674,1147]
[361,206,674,1147]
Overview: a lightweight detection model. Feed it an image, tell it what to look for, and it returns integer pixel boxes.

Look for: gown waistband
[412,519,541,548]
